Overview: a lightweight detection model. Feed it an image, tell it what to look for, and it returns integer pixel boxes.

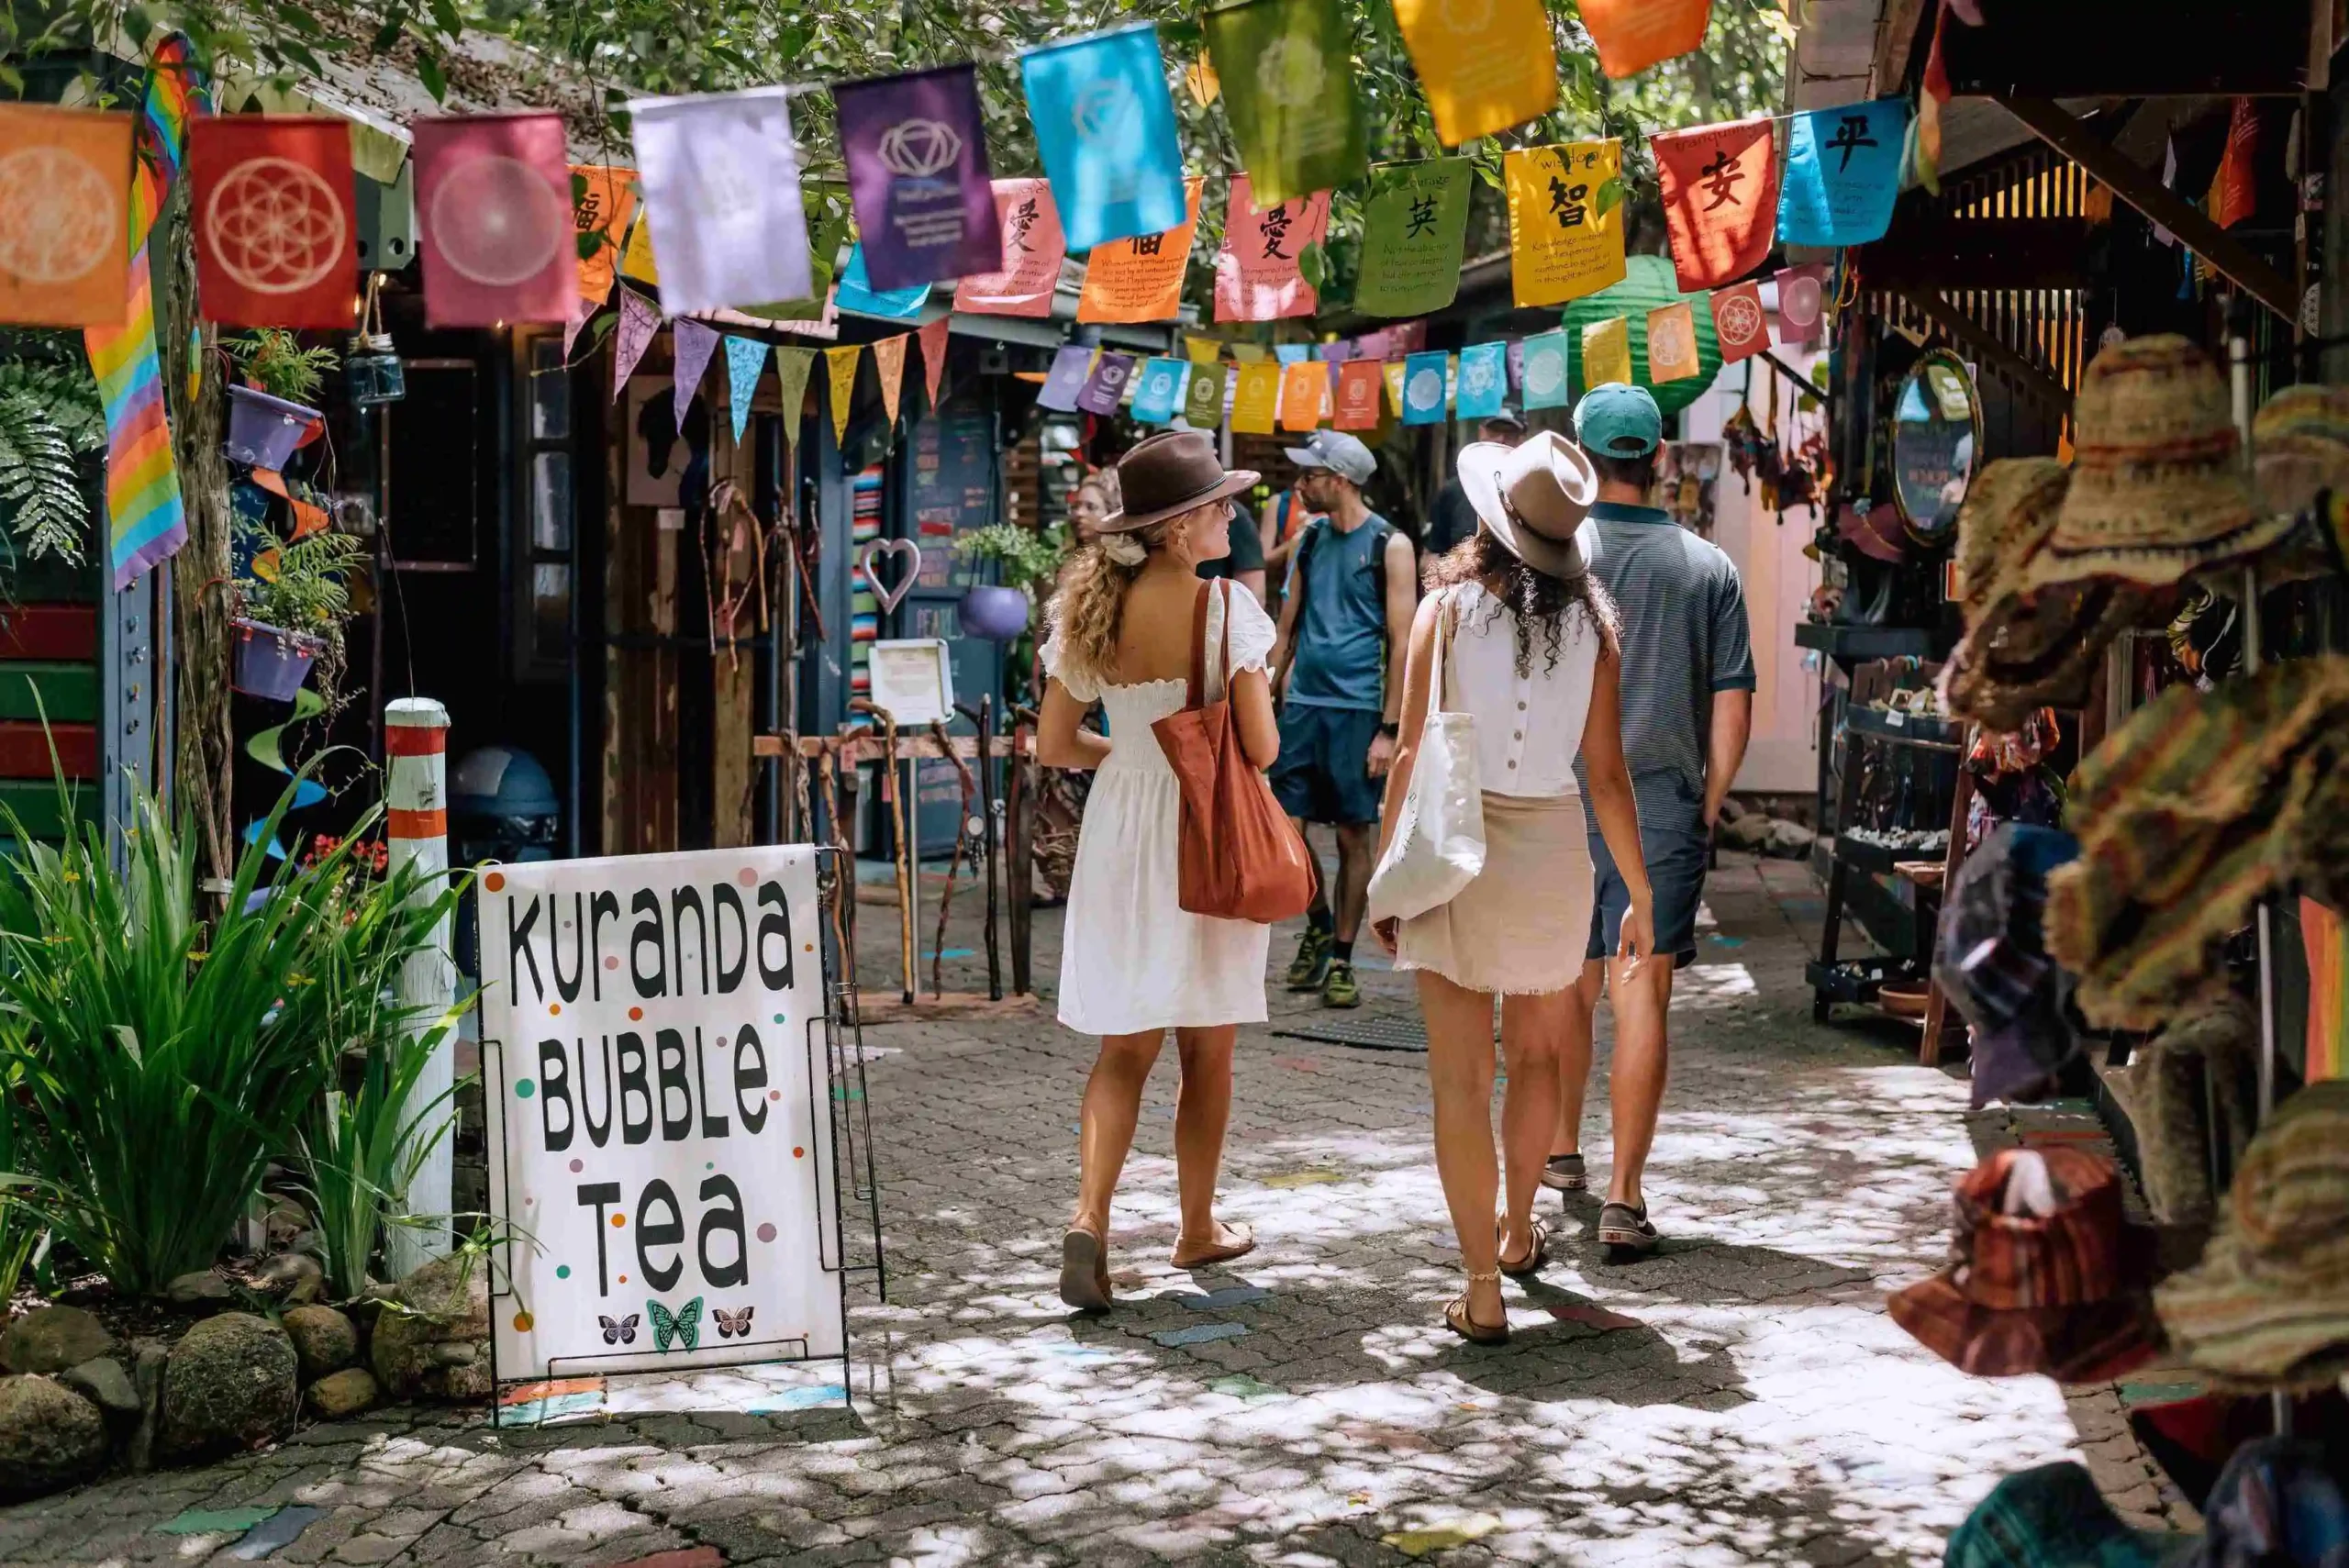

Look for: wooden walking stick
[852,698,915,1004]
[926,718,981,997]
[974,695,1003,1000]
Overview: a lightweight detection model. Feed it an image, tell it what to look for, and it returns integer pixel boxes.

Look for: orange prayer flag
[1653,117,1777,292]
[872,335,908,426]
[1580,0,1712,79]
[1647,303,1700,383]
[918,316,950,408]
[1332,360,1385,431]
[1278,361,1325,432]
[0,105,134,327]
[571,164,638,307]
[1389,0,1558,147]
[1076,177,1204,325]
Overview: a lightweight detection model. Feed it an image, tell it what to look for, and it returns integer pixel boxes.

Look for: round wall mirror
[1889,349,1981,546]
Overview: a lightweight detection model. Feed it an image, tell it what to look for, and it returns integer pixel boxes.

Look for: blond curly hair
[1044,513,1181,686]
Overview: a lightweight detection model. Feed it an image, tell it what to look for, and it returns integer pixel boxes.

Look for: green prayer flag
[772,348,818,441]
[1354,159,1472,318]
[1204,0,1368,206]
[1183,361,1230,428]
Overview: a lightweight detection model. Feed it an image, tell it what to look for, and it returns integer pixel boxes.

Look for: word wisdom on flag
[1021,23,1189,253]
[1203,0,1367,206]
[1653,117,1777,292]
[1355,159,1471,318]
[1506,140,1626,307]
[629,87,815,317]
[1214,178,1328,322]
[953,179,1065,317]
[1390,0,1558,147]
[1778,99,1908,248]
[1580,0,1713,79]
[0,105,134,327]
[1077,177,1201,324]
[833,64,999,292]
[414,112,573,328]
[188,116,356,329]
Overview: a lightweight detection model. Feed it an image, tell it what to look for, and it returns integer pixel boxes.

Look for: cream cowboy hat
[1456,430,1597,581]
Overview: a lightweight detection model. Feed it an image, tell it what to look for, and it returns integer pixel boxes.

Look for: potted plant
[952,521,1067,641]
[224,329,339,472]
[233,521,364,700]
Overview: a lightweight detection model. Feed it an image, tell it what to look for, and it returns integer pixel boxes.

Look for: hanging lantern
[345,274,406,406]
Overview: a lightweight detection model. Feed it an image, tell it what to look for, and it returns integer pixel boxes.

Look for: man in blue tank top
[1267,431,1419,1008]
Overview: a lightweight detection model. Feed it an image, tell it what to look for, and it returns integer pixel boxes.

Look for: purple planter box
[224,385,321,472]
[231,618,323,701]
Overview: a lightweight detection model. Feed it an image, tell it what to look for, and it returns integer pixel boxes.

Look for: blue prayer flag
[1131,358,1186,423]
[1401,350,1450,426]
[1777,99,1909,248]
[1021,23,1189,254]
[835,243,931,319]
[1454,341,1508,420]
[1275,343,1310,365]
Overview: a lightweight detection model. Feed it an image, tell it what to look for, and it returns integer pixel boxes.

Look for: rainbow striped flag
[85,35,206,589]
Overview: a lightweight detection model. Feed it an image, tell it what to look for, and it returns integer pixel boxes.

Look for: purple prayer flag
[612,289,661,403]
[834,64,1001,293]
[1318,340,1355,362]
[1076,350,1136,415]
[672,317,720,432]
[1038,344,1094,412]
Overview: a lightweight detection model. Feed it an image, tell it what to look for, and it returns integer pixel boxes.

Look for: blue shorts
[1270,703,1386,826]
[1586,790,1710,969]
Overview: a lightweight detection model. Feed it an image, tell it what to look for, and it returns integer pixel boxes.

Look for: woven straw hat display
[2015,335,2288,594]
[2250,384,2349,585]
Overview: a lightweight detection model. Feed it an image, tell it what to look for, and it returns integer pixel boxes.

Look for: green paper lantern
[1562,254,1722,417]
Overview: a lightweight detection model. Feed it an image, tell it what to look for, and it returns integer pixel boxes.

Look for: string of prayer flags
[0,104,133,325]
[1653,117,1777,292]
[1454,340,1508,420]
[630,86,813,316]
[824,343,862,441]
[1400,350,1449,425]
[1214,179,1328,322]
[1647,302,1701,383]
[1202,0,1366,206]
[1183,360,1229,427]
[414,112,573,328]
[1021,22,1188,252]
[1505,141,1627,307]
[1777,99,1908,248]
[724,334,767,442]
[188,116,357,329]
[1776,263,1826,347]
[1131,358,1185,423]
[952,180,1064,317]
[1710,280,1769,362]
[1382,361,1408,416]
[1231,361,1282,433]
[1581,317,1632,389]
[1520,328,1571,409]
[571,165,637,306]
[1389,0,1558,147]
[1076,350,1135,415]
[872,334,908,426]
[672,317,720,430]
[1333,360,1385,431]
[772,346,817,435]
[1580,0,1713,79]
[836,243,931,319]
[834,62,998,291]
[611,287,660,399]
[918,316,951,408]
[1355,159,1472,317]
[1037,343,1093,411]
[1278,360,1325,431]
[1076,177,1202,323]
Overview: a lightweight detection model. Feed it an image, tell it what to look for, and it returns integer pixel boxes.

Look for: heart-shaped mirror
[859,538,924,616]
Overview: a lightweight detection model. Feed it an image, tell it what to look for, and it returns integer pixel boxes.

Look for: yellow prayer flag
[1185,57,1220,106]
[1186,335,1224,366]
[1279,361,1325,432]
[1505,141,1627,308]
[1390,0,1559,147]
[620,211,661,286]
[1647,303,1699,384]
[872,335,908,424]
[1231,361,1283,434]
[1582,317,1632,390]
[1230,342,1268,363]
[825,344,862,443]
[1383,361,1407,416]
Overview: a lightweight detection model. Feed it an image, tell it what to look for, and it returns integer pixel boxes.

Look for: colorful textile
[1399,350,1448,426]
[1036,344,1093,412]
[1944,1462,2174,1568]
[1230,361,1281,434]
[629,86,814,317]
[1331,360,1383,431]
[1182,360,1228,428]
[1453,341,1507,420]
[1075,350,1134,416]
[1277,360,1325,431]
[1020,22,1188,253]
[1580,317,1631,389]
[723,334,767,442]
[1775,262,1826,346]
[1710,281,1768,363]
[1504,141,1626,306]
[1389,0,1557,147]
[1075,177,1202,323]
[414,112,573,327]
[1653,117,1777,292]
[1777,99,1908,248]
[952,179,1065,317]
[1130,357,1185,424]
[1646,302,1700,383]
[1579,0,1713,79]
[1519,329,1570,410]
[834,242,931,319]
[1935,823,2081,1108]
[1202,0,1364,205]
[186,115,356,328]
[1213,178,1327,322]
[2177,1438,2349,1567]
[833,63,998,291]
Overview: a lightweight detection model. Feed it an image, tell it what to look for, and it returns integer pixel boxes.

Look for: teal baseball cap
[1574,384,1664,459]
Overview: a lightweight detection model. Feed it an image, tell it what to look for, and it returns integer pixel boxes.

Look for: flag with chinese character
[1183,361,1228,427]
[1454,341,1508,419]
[415,113,577,327]
[1076,350,1135,415]
[1021,22,1189,252]
[1647,302,1700,383]
[1400,350,1449,426]
[1278,360,1324,431]
[188,116,357,328]
[836,242,931,319]
[1776,263,1826,347]
[1331,360,1384,430]
[1520,328,1570,409]
[953,179,1065,317]
[1231,361,1282,433]
[1710,281,1769,362]
[1203,0,1366,205]
[1076,177,1202,323]
[1355,159,1471,317]
[1505,141,1626,306]
[1037,343,1093,412]
[629,86,814,316]
[834,64,999,291]
[1214,178,1328,322]
[1389,0,1557,147]
[1777,99,1908,248]
[825,343,861,442]
[1130,358,1185,423]
[1580,0,1712,79]
[0,104,134,326]
[1581,317,1631,389]
[571,164,636,306]
[1654,117,1776,292]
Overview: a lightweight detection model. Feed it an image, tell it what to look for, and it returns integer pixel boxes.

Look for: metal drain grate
[1270,1013,1430,1052]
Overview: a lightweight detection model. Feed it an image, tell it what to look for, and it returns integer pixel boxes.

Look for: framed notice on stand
[867,638,954,727]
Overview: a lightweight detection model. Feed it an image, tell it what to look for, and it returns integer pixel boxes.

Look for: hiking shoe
[1320,959,1362,1008]
[1598,1201,1660,1264]
[1540,1153,1586,1192]
[1286,927,1333,991]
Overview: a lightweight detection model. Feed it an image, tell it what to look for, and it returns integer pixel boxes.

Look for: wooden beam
[755,731,1031,764]
[1886,285,2076,418]
[1995,95,2298,324]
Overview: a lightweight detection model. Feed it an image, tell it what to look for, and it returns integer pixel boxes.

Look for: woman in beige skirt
[1374,432,1654,1344]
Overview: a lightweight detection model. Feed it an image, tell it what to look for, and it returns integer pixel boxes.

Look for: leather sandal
[1059,1228,1112,1313]
[1497,1216,1550,1279]
[1170,1221,1256,1269]
[1444,1271,1509,1345]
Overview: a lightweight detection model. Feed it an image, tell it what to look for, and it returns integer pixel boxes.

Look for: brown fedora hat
[1103,430,1260,533]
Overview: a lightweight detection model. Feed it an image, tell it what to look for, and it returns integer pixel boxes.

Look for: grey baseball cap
[1284,429,1377,485]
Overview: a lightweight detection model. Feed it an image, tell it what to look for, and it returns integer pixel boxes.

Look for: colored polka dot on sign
[793,1147,805,1159]
[618,1274,627,1284]
[706,1162,714,1171]
[629,1006,644,1021]
[555,1264,570,1279]
[737,868,757,886]
[611,1213,627,1229]
[804,943,814,953]
[773,1014,785,1025]
[606,956,619,969]
[512,1311,534,1332]
[756,1223,776,1243]
[515,1080,535,1099]
[769,1090,781,1101]
[484,872,506,893]
[549,1003,562,1017]
[568,1158,583,1173]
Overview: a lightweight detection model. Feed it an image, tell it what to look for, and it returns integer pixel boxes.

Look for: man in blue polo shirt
[1548,384,1754,1262]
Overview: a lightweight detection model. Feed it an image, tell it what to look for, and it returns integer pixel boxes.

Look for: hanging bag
[1152,580,1316,922]
[1366,587,1486,924]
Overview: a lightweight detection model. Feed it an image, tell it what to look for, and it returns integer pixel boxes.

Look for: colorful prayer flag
[1653,117,1776,292]
[1278,360,1325,431]
[2210,97,2257,230]
[629,86,814,316]
[672,317,719,431]
[1332,360,1385,431]
[1505,141,1626,307]
[918,316,951,408]
[1202,0,1367,206]
[1275,344,1309,365]
[0,104,134,326]
[773,346,817,435]
[724,334,766,441]
[836,242,931,319]
[1382,360,1408,416]
[872,334,908,426]
[1454,341,1508,420]
[1076,350,1135,416]
[825,343,862,442]
[1186,335,1223,365]
[611,287,659,399]
[1777,99,1908,248]
[620,210,660,286]
[571,164,637,306]
[1076,177,1201,323]
[1037,343,1093,411]
[1710,281,1767,362]
[1776,263,1826,347]
[1231,361,1282,433]
[1131,357,1185,423]
[1213,178,1328,322]
[1020,22,1189,252]
[1401,350,1449,425]
[1581,317,1632,389]
[834,63,999,291]
[1520,329,1570,409]
[1647,302,1700,383]
[952,179,1065,317]
[1389,0,1558,147]
[1355,159,1472,318]
[1182,361,1228,428]
[1580,0,1712,79]
[413,112,573,328]
[187,116,356,329]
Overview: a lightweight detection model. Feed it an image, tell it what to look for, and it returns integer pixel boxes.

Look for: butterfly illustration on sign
[647,1296,705,1351]
[599,1313,640,1346]
[1072,81,1137,141]
[714,1305,755,1340]
[878,120,963,181]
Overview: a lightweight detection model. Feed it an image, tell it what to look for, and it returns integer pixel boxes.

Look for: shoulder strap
[1428,585,1458,714]
[1186,578,1212,710]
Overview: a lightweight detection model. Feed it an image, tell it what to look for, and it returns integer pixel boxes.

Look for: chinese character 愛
[1259,204,1293,260]
[1007,196,1040,253]
[1826,114,1879,172]
[1698,147,1744,209]
[1548,174,1588,229]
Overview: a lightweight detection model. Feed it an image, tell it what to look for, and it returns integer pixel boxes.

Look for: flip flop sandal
[1059,1229,1113,1313]
[1170,1222,1256,1270]
[1443,1272,1509,1345]
[1497,1216,1550,1279]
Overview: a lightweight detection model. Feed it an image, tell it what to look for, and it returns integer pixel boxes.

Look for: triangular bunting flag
[773,347,817,441]
[562,305,588,362]
[872,335,908,427]
[825,344,862,443]
[612,288,660,402]
[672,317,720,433]
[918,317,951,409]
[724,335,767,443]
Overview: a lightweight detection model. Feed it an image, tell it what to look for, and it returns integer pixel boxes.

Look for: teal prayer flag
[1131,358,1186,423]
[835,243,930,319]
[1778,99,1909,248]
[1454,341,1507,420]
[1401,350,1449,426]
[1520,329,1570,410]
[1021,23,1189,252]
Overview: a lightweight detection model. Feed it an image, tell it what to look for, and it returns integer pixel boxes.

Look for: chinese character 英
[1698,147,1744,209]
[1008,197,1040,253]
[1407,194,1439,239]
[1827,114,1879,172]
[1548,175,1588,229]
[1260,204,1293,260]
[1131,232,1164,257]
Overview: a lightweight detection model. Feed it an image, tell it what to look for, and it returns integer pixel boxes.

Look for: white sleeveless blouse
[1438,581,1603,799]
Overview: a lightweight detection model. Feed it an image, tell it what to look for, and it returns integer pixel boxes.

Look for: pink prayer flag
[672,317,720,431]
[872,334,908,427]
[918,316,951,409]
[952,179,1066,318]
[612,288,660,402]
[1213,178,1328,323]
[412,112,574,328]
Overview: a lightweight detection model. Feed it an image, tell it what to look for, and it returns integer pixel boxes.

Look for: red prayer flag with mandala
[1710,281,1768,363]
[187,117,358,329]
[1653,118,1776,293]
[412,113,574,328]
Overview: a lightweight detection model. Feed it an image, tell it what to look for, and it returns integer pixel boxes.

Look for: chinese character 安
[1698,148,1744,209]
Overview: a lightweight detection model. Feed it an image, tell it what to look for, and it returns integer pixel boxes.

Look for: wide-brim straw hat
[1102,429,1260,532]
[2017,335,2288,594]
[1456,431,1595,581]
[2251,383,2349,519]
[1956,459,2070,624]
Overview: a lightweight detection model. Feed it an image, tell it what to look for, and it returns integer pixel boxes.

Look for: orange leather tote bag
[1151,580,1316,922]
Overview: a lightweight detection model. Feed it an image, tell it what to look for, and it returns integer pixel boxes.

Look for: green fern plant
[237,520,364,637]
[0,393,91,566]
[227,329,340,406]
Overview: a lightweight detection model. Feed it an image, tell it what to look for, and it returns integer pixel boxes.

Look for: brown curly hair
[1043,515,1180,686]
[1422,527,1620,679]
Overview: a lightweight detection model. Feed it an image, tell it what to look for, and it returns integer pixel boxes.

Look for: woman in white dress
[1374,432,1655,1344]
[1038,431,1283,1312]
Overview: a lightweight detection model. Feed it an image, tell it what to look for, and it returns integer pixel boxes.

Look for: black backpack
[1290,517,1399,646]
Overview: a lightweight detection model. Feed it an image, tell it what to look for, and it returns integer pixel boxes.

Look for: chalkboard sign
[907,392,996,590]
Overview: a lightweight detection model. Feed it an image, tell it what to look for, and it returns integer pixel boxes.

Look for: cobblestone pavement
[0,852,2193,1566]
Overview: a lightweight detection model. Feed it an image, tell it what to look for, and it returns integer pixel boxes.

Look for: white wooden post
[384,698,456,1273]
